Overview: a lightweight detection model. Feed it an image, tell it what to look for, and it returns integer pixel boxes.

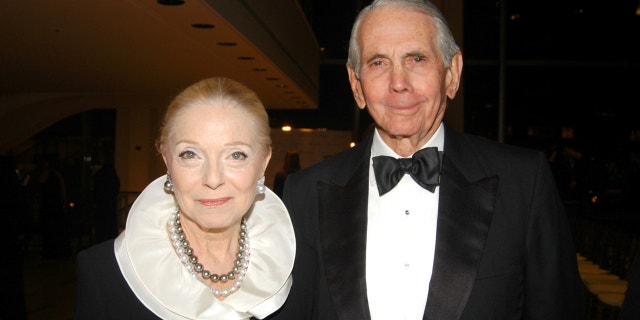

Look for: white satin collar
[114,175,295,319]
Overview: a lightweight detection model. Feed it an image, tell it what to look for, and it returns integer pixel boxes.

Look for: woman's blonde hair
[156,77,272,154]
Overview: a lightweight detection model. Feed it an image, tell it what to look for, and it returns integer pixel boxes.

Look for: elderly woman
[74,77,295,319]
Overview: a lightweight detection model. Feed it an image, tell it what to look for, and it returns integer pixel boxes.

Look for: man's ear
[347,64,366,109]
[445,52,463,99]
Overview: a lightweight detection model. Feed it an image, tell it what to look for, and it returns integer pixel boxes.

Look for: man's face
[348,6,461,148]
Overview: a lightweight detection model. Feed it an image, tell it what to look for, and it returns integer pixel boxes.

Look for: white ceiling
[0,0,319,152]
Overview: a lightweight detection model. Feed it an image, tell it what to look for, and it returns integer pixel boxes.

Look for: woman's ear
[262,147,272,175]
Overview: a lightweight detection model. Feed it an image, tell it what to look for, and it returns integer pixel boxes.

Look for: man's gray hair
[347,0,460,78]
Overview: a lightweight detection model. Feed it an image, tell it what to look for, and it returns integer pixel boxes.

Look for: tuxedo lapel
[424,129,499,320]
[317,142,372,320]
[314,128,498,320]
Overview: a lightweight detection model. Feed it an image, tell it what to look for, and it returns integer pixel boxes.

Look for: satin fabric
[372,146,442,195]
[114,175,295,319]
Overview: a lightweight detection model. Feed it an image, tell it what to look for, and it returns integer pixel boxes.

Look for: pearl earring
[256,176,266,195]
[164,174,174,193]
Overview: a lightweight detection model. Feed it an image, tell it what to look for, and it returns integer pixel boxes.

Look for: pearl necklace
[168,210,250,297]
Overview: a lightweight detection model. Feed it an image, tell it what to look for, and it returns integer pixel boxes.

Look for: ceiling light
[192,23,214,29]
[157,0,185,5]
[252,68,267,72]
[217,42,237,46]
[237,56,255,60]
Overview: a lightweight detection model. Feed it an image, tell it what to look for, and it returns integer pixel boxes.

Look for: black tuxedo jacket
[274,125,584,320]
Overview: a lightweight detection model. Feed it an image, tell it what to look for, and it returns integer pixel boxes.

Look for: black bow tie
[372,147,443,196]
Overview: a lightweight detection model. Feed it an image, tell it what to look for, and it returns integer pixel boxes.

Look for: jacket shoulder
[288,140,369,183]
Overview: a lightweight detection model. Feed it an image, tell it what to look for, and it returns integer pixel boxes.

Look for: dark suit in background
[619,254,640,319]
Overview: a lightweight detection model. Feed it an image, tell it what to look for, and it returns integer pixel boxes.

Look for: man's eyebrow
[404,50,426,58]
[364,53,388,64]
[364,51,428,64]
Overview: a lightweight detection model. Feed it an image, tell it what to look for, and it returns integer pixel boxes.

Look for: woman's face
[162,101,271,231]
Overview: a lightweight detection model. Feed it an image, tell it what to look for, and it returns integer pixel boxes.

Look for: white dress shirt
[366,124,444,320]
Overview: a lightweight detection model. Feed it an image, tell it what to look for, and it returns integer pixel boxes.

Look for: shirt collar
[371,122,445,158]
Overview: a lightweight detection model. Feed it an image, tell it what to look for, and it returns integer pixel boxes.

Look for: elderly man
[276,0,585,319]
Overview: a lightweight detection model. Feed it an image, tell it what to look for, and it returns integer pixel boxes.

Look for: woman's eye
[178,150,197,159]
[231,151,247,160]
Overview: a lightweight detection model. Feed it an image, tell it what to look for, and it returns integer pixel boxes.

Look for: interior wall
[266,129,353,190]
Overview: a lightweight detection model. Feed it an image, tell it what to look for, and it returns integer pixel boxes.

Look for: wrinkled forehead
[359,8,439,56]
[362,5,435,33]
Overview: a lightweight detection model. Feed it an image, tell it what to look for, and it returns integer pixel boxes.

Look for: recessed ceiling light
[157,0,185,5]
[276,84,288,88]
[237,56,255,60]
[252,68,267,72]
[217,42,237,46]
[266,77,280,81]
[192,23,215,29]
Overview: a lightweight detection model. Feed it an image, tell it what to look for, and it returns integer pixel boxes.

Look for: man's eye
[231,151,247,160]
[178,150,197,159]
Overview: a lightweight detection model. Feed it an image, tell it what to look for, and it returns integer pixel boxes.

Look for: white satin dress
[113,175,295,319]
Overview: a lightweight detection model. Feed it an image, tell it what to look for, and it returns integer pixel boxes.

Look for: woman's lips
[198,198,231,207]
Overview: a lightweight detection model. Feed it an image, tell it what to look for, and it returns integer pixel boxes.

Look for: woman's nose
[203,161,224,189]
